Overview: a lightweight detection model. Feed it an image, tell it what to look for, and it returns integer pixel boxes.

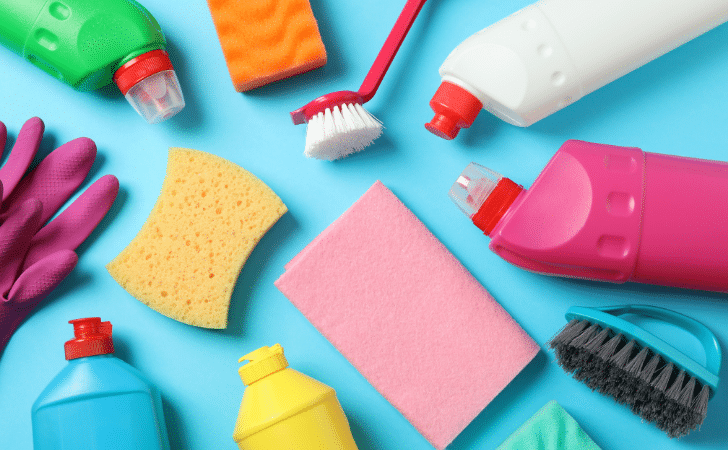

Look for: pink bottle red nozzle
[64,317,114,360]
[449,163,523,236]
[426,82,482,140]
[113,49,185,124]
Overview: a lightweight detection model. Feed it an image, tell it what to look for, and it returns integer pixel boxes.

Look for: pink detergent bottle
[449,140,728,292]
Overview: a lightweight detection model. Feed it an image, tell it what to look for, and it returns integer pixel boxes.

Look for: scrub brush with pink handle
[290,0,429,160]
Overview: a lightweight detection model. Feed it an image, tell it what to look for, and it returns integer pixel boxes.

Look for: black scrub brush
[549,305,721,438]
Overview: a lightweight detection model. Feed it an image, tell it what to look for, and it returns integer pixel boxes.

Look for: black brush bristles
[549,319,711,438]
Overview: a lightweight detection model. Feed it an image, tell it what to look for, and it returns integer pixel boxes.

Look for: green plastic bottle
[0,0,185,123]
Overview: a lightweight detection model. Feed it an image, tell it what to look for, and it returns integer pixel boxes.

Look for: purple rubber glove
[0,117,119,356]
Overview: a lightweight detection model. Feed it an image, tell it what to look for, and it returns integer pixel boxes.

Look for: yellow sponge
[107,148,287,328]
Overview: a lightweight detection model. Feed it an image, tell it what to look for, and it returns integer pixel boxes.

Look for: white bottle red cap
[113,49,185,124]
[425,81,482,140]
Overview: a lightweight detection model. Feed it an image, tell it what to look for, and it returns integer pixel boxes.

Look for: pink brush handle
[289,0,428,124]
[357,0,428,103]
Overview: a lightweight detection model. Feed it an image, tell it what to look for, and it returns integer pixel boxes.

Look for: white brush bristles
[304,103,383,161]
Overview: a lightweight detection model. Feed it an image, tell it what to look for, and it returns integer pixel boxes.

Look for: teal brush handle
[566,305,721,394]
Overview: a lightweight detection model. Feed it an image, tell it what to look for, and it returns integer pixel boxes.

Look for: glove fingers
[0,117,44,203]
[0,198,43,297]
[0,121,6,160]
[23,175,119,270]
[8,250,77,306]
[0,136,96,224]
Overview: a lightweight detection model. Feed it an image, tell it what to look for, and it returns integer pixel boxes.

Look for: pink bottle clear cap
[449,163,503,217]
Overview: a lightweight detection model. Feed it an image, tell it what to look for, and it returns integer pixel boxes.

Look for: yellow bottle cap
[238,344,289,386]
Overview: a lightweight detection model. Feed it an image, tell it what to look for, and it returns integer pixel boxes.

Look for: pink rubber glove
[0,117,119,356]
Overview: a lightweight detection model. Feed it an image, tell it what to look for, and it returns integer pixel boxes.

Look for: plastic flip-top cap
[426,81,483,140]
[449,163,524,236]
[114,50,173,95]
[64,317,114,360]
[114,50,172,95]
[238,344,289,386]
[113,49,185,124]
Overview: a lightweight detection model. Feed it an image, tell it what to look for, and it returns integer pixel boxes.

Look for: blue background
[1,0,728,449]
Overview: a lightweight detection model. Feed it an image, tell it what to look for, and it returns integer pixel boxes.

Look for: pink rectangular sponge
[275,181,540,449]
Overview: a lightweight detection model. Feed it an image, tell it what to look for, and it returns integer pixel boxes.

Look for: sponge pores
[107,148,287,328]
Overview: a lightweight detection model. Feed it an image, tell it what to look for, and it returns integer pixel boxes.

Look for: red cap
[113,49,174,95]
[472,178,524,236]
[64,318,114,360]
[426,81,483,140]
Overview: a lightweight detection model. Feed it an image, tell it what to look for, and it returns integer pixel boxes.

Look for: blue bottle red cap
[64,318,114,360]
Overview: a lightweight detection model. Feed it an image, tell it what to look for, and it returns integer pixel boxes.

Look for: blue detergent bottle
[31,318,170,450]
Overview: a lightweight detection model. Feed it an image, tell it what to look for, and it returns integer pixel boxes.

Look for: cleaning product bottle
[426,0,728,139]
[233,344,359,450]
[0,0,184,124]
[31,318,170,450]
[449,140,728,292]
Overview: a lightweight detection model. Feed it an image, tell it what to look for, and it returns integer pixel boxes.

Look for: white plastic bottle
[425,0,728,139]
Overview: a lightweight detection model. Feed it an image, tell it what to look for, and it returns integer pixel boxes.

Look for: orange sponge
[206,0,327,92]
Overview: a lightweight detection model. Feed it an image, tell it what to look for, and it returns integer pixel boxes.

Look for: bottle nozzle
[113,50,185,124]
[449,163,524,236]
[455,175,471,190]
[426,82,482,139]
[449,163,503,217]
[238,344,289,386]
[65,318,114,360]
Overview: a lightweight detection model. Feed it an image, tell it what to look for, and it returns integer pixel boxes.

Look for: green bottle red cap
[114,50,174,95]
[113,50,186,124]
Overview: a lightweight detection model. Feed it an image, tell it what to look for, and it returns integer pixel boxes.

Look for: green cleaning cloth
[496,401,602,450]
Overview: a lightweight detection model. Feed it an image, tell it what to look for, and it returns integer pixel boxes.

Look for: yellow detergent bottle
[233,344,359,450]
